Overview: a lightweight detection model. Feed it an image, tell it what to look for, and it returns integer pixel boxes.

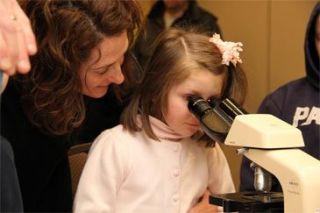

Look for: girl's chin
[180,130,198,138]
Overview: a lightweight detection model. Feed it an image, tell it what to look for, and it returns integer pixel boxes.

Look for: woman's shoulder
[2,79,22,103]
[1,80,32,143]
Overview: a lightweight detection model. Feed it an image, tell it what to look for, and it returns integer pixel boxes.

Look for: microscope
[188,97,320,213]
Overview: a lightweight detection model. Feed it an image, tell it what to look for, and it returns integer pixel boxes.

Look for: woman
[1,0,142,211]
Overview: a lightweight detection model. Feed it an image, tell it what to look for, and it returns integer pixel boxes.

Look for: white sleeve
[73,129,130,213]
[207,143,235,194]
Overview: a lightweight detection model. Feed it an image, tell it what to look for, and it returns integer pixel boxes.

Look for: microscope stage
[210,191,284,212]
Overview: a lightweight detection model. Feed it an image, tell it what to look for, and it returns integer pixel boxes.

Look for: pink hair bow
[209,33,243,66]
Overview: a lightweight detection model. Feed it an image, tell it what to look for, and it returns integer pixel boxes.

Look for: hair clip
[209,33,243,67]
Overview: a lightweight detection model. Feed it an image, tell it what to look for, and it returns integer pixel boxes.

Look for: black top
[1,80,126,212]
[133,0,222,68]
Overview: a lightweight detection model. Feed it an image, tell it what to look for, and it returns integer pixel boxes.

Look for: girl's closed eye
[184,94,203,103]
[185,94,195,101]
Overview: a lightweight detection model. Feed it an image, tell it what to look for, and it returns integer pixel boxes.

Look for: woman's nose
[109,64,125,85]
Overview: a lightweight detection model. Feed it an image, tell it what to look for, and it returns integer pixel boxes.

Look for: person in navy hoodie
[240,2,320,192]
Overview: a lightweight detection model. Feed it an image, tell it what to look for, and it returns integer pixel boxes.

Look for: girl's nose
[190,114,199,124]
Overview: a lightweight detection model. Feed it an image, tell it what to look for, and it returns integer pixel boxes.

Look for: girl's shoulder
[90,124,146,151]
[95,124,133,144]
[86,125,133,157]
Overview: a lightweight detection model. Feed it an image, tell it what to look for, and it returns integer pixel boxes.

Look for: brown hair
[16,0,142,135]
[122,28,247,144]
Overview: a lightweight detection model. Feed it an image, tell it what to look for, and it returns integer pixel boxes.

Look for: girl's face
[164,69,224,138]
[79,31,128,98]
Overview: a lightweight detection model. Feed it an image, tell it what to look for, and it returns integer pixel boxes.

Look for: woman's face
[163,69,224,138]
[79,31,128,98]
[315,15,320,57]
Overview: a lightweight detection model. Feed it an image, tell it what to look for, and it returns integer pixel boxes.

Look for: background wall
[137,0,317,191]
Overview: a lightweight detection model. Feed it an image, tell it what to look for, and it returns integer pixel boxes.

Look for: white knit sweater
[73,116,235,213]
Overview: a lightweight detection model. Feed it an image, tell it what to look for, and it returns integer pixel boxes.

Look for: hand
[0,0,37,75]
[188,190,222,213]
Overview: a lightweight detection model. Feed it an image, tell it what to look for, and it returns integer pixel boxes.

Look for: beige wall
[137,0,317,191]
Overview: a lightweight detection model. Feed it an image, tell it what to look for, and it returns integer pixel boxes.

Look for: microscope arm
[244,148,320,213]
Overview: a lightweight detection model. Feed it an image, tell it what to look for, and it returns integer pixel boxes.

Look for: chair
[68,142,92,197]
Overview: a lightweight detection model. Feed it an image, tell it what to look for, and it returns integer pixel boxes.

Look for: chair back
[68,142,92,197]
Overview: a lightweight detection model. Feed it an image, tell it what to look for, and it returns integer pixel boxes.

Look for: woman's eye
[96,71,105,75]
[92,64,112,75]
[96,68,110,75]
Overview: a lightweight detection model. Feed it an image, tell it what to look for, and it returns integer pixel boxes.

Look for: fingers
[0,0,14,74]
[0,32,14,74]
[0,0,37,75]
[15,19,31,74]
[200,189,211,203]
[202,190,222,212]
[14,0,37,56]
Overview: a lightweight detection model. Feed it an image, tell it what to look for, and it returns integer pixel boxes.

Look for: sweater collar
[150,116,185,141]
[137,115,185,141]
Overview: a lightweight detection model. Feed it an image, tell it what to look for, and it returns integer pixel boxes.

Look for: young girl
[74,28,247,212]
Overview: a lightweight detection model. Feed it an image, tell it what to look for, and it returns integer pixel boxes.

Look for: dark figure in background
[240,2,320,192]
[1,0,142,212]
[133,0,222,68]
[0,137,24,212]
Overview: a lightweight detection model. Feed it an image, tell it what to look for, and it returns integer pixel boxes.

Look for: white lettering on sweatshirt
[293,106,320,127]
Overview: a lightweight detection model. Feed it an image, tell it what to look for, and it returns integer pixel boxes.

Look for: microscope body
[188,97,320,212]
[225,114,320,213]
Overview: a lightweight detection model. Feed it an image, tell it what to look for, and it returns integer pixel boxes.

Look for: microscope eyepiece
[187,96,212,120]
[188,96,246,143]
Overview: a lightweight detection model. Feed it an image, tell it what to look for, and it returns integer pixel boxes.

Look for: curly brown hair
[17,0,142,135]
